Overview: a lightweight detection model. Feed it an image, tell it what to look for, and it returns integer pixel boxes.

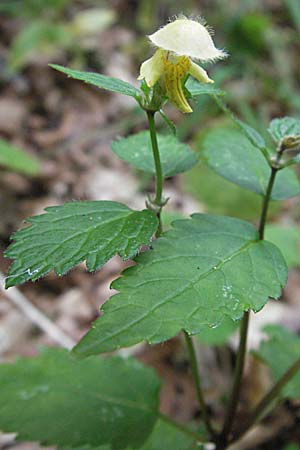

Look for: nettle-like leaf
[5,201,158,288]
[186,78,225,97]
[265,225,300,268]
[201,126,300,200]
[74,214,287,358]
[50,64,141,99]
[0,349,160,449]
[268,117,300,142]
[111,131,198,178]
[255,325,300,399]
[0,138,40,175]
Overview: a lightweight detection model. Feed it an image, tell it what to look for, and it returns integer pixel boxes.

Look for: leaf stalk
[216,142,285,449]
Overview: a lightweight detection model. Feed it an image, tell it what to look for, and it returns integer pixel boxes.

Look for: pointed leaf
[74,214,287,358]
[50,64,141,98]
[0,349,160,449]
[255,325,300,399]
[5,201,158,288]
[111,131,198,178]
[201,126,300,199]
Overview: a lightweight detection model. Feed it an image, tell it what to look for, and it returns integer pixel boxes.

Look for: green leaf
[139,419,195,450]
[255,325,300,399]
[50,64,141,99]
[268,117,300,142]
[196,316,239,347]
[5,201,158,288]
[0,349,160,449]
[74,214,287,358]
[265,225,300,268]
[0,138,40,175]
[111,131,198,178]
[186,79,225,97]
[201,126,300,200]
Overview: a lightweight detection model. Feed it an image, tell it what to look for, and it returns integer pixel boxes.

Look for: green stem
[146,110,164,237]
[158,411,204,443]
[217,157,281,449]
[258,167,277,239]
[217,311,250,448]
[232,358,300,443]
[184,331,216,438]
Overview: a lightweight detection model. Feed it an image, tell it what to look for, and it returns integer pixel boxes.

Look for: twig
[0,272,75,350]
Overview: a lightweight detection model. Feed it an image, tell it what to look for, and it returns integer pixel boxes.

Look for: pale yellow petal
[148,18,227,62]
[189,61,214,83]
[138,49,164,87]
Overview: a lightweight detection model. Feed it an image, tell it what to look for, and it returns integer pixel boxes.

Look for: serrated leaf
[111,131,198,178]
[255,325,300,399]
[0,349,160,449]
[50,64,141,98]
[201,126,300,200]
[196,316,239,347]
[74,214,287,358]
[5,201,158,288]
[0,138,40,175]
[268,117,300,142]
[265,225,300,268]
[186,79,225,97]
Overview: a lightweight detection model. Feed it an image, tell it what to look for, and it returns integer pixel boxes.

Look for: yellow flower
[138,17,227,113]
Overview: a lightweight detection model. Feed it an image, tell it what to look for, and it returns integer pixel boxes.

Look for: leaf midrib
[9,211,135,260]
[88,239,258,349]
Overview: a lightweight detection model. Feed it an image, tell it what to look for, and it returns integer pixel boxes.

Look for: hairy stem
[184,332,216,438]
[147,110,164,237]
